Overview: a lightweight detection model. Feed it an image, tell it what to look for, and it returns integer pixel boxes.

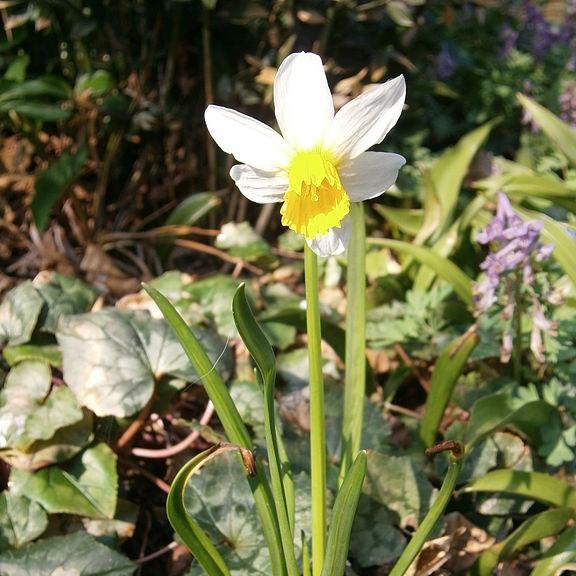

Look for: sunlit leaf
[465,470,576,508]
[0,360,83,452]
[57,309,230,417]
[0,282,44,347]
[10,442,118,519]
[367,238,474,305]
[465,392,559,450]
[530,525,576,576]
[517,93,576,165]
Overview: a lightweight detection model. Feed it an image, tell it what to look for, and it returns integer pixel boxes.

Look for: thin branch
[131,402,215,459]
[175,238,264,275]
[135,541,179,564]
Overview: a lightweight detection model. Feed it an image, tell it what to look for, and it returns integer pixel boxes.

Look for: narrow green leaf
[31,147,87,231]
[465,470,576,508]
[0,100,70,121]
[388,457,463,576]
[232,285,298,576]
[530,525,576,576]
[320,451,367,576]
[165,192,220,226]
[414,167,443,245]
[145,285,251,447]
[233,284,276,384]
[430,121,494,230]
[517,93,576,165]
[515,206,576,288]
[500,173,573,199]
[0,77,71,101]
[373,205,423,236]
[470,508,574,576]
[420,331,478,447]
[167,445,231,576]
[413,195,489,291]
[367,238,474,305]
[144,285,288,576]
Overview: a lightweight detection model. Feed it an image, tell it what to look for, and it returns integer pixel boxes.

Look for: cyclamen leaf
[0,531,135,576]
[57,309,230,417]
[0,360,83,451]
[0,282,44,347]
[10,442,118,519]
[2,411,94,471]
[0,492,48,551]
[33,271,97,333]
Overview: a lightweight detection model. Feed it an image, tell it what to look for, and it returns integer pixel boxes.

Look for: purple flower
[474,193,555,363]
[435,43,457,81]
[559,80,576,128]
[499,24,519,59]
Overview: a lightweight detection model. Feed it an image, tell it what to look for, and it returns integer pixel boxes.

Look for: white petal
[324,75,406,160]
[205,105,291,171]
[307,216,351,257]
[274,52,334,150]
[339,152,406,201]
[230,164,288,204]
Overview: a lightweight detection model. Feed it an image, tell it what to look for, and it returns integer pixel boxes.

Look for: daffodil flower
[205,52,406,256]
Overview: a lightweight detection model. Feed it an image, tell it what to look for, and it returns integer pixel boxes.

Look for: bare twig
[136,541,179,565]
[175,238,264,275]
[115,396,155,452]
[131,402,215,459]
[393,343,430,392]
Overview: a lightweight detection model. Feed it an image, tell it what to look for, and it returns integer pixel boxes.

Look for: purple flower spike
[473,193,555,363]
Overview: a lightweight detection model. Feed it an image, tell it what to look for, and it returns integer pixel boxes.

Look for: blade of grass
[320,451,367,576]
[340,203,367,484]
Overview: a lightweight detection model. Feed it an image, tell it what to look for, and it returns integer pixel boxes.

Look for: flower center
[281,150,350,240]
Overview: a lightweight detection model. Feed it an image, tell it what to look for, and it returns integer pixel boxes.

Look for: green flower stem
[339,202,366,485]
[304,244,327,576]
[512,275,523,385]
[388,456,463,576]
